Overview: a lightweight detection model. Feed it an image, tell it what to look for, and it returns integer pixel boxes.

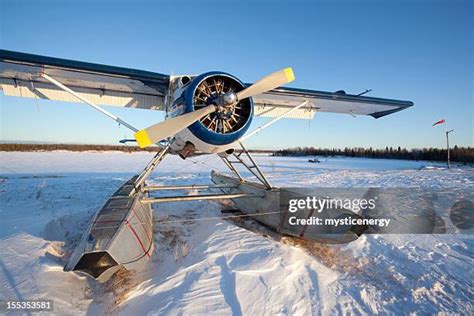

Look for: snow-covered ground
[0,151,473,315]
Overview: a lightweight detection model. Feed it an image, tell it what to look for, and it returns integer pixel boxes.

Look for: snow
[0,151,473,315]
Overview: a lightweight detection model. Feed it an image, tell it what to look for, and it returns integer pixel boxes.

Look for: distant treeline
[0,143,161,152]
[273,146,474,164]
[0,143,274,154]
[2,144,472,163]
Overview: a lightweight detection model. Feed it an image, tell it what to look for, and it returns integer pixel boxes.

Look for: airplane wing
[0,50,412,119]
[252,86,413,119]
[0,49,169,110]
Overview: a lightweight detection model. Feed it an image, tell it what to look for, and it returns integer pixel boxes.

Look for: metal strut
[143,184,237,191]
[134,145,264,204]
[40,73,139,132]
[219,155,245,182]
[219,100,310,189]
[141,192,261,204]
[220,141,272,189]
[132,143,171,194]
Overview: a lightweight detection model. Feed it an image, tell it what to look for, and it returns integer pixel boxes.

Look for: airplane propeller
[235,67,294,102]
[135,104,216,148]
[134,67,295,148]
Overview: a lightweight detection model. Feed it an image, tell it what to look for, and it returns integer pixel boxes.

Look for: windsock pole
[433,119,453,169]
[445,124,454,169]
[445,123,450,169]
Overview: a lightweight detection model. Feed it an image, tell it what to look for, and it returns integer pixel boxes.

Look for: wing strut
[40,73,139,132]
[241,100,310,141]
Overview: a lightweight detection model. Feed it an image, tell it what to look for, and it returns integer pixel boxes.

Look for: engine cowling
[171,72,253,155]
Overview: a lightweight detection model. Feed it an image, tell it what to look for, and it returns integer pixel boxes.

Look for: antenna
[357,89,372,96]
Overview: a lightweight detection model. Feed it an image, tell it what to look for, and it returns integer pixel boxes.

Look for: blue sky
[1,0,472,149]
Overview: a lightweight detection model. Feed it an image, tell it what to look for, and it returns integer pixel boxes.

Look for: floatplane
[0,50,413,281]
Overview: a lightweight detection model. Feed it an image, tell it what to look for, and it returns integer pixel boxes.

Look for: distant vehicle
[308,158,321,163]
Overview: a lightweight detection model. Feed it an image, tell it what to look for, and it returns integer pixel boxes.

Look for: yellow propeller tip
[135,129,152,148]
[284,67,295,82]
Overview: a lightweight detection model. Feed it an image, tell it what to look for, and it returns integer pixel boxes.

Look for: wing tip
[371,101,414,119]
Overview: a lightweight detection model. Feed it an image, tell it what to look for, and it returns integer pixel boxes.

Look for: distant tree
[272,145,474,163]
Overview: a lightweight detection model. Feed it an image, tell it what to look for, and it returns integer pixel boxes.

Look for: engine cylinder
[183,72,253,146]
